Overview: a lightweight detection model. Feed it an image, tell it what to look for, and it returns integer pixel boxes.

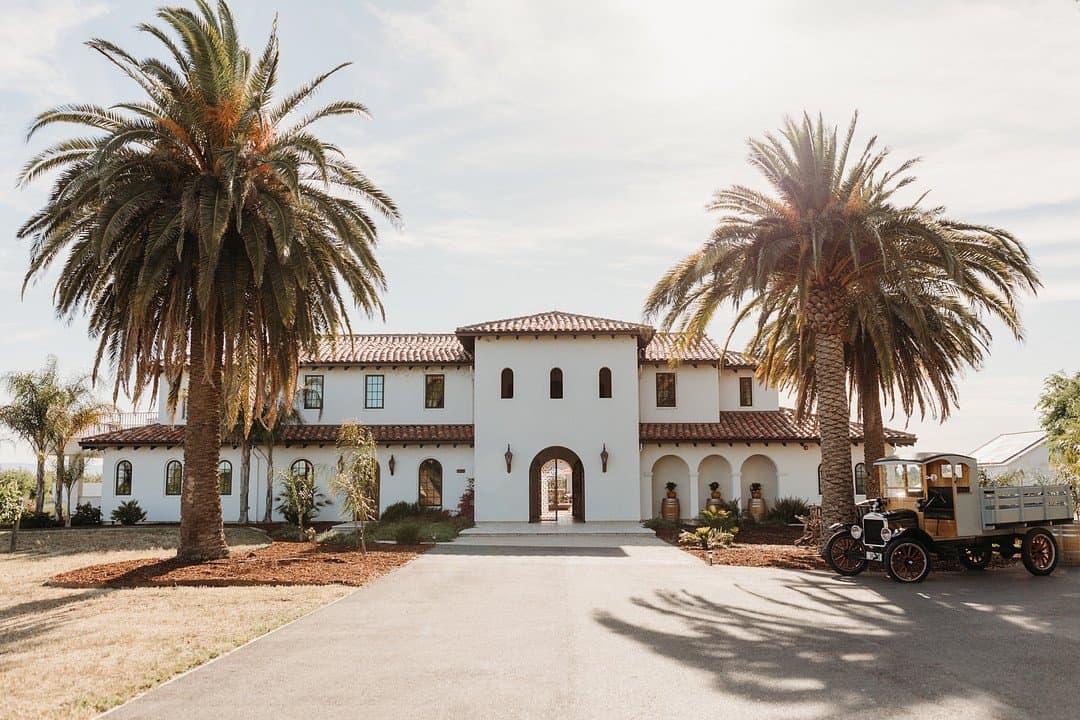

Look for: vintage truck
[824,451,1075,583]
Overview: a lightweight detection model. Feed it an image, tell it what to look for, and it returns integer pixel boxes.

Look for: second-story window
[550,368,563,399]
[598,367,612,398]
[739,377,753,407]
[425,374,445,409]
[303,375,324,410]
[656,372,676,407]
[500,368,514,399]
[365,374,385,409]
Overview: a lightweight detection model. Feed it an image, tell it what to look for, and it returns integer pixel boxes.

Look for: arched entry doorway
[529,447,584,522]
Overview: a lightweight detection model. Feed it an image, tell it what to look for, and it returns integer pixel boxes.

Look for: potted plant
[750,482,763,499]
[709,481,722,499]
[748,482,766,521]
[665,482,678,498]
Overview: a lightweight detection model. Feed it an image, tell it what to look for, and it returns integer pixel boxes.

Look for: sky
[1,0,1079,464]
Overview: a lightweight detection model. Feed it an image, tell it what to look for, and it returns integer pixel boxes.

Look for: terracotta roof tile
[643,333,757,367]
[301,334,471,366]
[640,409,916,446]
[456,310,655,341]
[79,423,474,449]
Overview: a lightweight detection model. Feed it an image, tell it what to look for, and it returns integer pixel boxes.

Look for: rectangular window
[425,374,445,409]
[656,372,676,407]
[365,374,385,409]
[303,374,324,410]
[739,377,753,407]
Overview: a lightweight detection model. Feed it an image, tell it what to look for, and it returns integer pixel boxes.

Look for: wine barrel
[748,497,767,522]
[1053,525,1080,565]
[660,497,680,521]
[705,498,723,512]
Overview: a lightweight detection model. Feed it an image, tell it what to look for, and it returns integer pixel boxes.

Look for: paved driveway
[106,536,1080,720]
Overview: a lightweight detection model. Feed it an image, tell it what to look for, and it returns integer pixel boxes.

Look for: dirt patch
[50,541,426,588]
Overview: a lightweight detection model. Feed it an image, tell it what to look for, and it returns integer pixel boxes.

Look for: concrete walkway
[106,536,1080,720]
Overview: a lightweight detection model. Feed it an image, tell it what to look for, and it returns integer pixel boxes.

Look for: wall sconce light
[388,454,396,476]
[600,444,609,473]
[504,444,513,473]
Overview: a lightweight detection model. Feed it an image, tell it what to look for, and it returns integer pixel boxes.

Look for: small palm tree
[0,358,63,513]
[18,2,399,560]
[645,113,1033,543]
[47,375,111,522]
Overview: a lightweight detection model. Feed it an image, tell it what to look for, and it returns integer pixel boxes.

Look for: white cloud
[0,1,109,99]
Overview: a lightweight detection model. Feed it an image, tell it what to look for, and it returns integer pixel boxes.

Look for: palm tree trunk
[810,287,855,550]
[178,314,229,562]
[858,357,886,498]
[54,451,66,523]
[238,437,251,524]
[263,441,275,524]
[34,455,45,513]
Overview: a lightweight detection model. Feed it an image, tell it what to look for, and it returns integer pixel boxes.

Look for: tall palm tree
[48,374,111,522]
[0,358,62,513]
[645,113,1031,544]
[18,1,399,560]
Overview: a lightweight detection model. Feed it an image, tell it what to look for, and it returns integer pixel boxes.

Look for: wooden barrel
[748,498,767,522]
[705,498,723,513]
[1053,525,1080,565]
[660,497,680,521]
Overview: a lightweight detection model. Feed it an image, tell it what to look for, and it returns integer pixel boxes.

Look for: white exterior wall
[472,335,641,521]
[100,443,473,523]
[980,442,1052,481]
[297,366,474,425]
[638,364,720,422]
[719,370,779,411]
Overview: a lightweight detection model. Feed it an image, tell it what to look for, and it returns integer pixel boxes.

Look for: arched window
[550,368,563,399]
[418,459,443,508]
[165,460,183,496]
[290,459,314,482]
[501,368,514,399]
[817,463,822,495]
[854,463,867,495]
[598,367,612,398]
[115,460,132,496]
[219,460,233,496]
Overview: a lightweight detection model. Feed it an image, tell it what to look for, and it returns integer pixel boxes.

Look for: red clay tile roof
[79,423,474,449]
[456,310,655,344]
[643,333,757,367]
[301,335,471,366]
[640,409,917,446]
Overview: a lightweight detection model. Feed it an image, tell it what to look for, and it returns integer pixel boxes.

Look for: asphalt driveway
[106,536,1080,720]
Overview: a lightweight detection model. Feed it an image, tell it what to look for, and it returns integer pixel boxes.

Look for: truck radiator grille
[862,518,885,547]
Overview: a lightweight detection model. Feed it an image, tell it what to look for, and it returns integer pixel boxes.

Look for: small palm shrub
[393,522,422,545]
[678,526,735,550]
[111,500,146,525]
[766,496,811,525]
[275,473,330,528]
[697,508,738,532]
[71,503,102,526]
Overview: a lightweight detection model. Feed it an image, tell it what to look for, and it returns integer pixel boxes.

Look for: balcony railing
[76,411,159,438]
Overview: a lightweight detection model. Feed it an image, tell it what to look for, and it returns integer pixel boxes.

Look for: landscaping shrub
[20,511,62,528]
[455,479,475,522]
[642,517,682,532]
[71,503,102,526]
[380,501,451,523]
[275,473,330,527]
[766,496,811,525]
[110,500,146,526]
[697,507,738,532]
[678,526,735,550]
[393,522,422,545]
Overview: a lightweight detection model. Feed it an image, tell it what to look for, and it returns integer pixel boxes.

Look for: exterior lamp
[388,454,396,476]
[600,444,609,473]
[504,444,513,473]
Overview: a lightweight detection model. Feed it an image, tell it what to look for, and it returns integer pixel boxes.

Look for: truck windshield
[884,463,923,495]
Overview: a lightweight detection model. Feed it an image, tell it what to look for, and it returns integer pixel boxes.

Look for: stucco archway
[529,447,584,522]
[650,455,690,517]
[740,454,778,508]
[698,455,733,508]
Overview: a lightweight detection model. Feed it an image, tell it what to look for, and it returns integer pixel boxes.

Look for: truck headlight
[880,527,893,542]
[850,525,862,540]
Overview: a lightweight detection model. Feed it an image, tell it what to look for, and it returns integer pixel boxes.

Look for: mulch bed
[49,541,427,588]
[657,523,826,570]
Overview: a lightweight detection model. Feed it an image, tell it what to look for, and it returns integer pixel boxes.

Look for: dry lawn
[0,527,349,720]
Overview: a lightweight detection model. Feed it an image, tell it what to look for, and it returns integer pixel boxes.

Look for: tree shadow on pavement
[594,569,1078,719]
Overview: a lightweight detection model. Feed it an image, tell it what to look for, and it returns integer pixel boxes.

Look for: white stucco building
[80,311,915,524]
[971,431,1051,482]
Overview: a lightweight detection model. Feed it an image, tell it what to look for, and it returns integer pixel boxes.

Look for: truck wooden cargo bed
[981,485,1074,530]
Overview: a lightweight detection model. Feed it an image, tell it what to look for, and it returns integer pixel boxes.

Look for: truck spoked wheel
[959,546,992,570]
[885,538,931,583]
[1021,528,1058,576]
[824,531,867,576]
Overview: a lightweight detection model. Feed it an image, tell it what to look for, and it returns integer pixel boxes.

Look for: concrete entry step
[460,521,653,536]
